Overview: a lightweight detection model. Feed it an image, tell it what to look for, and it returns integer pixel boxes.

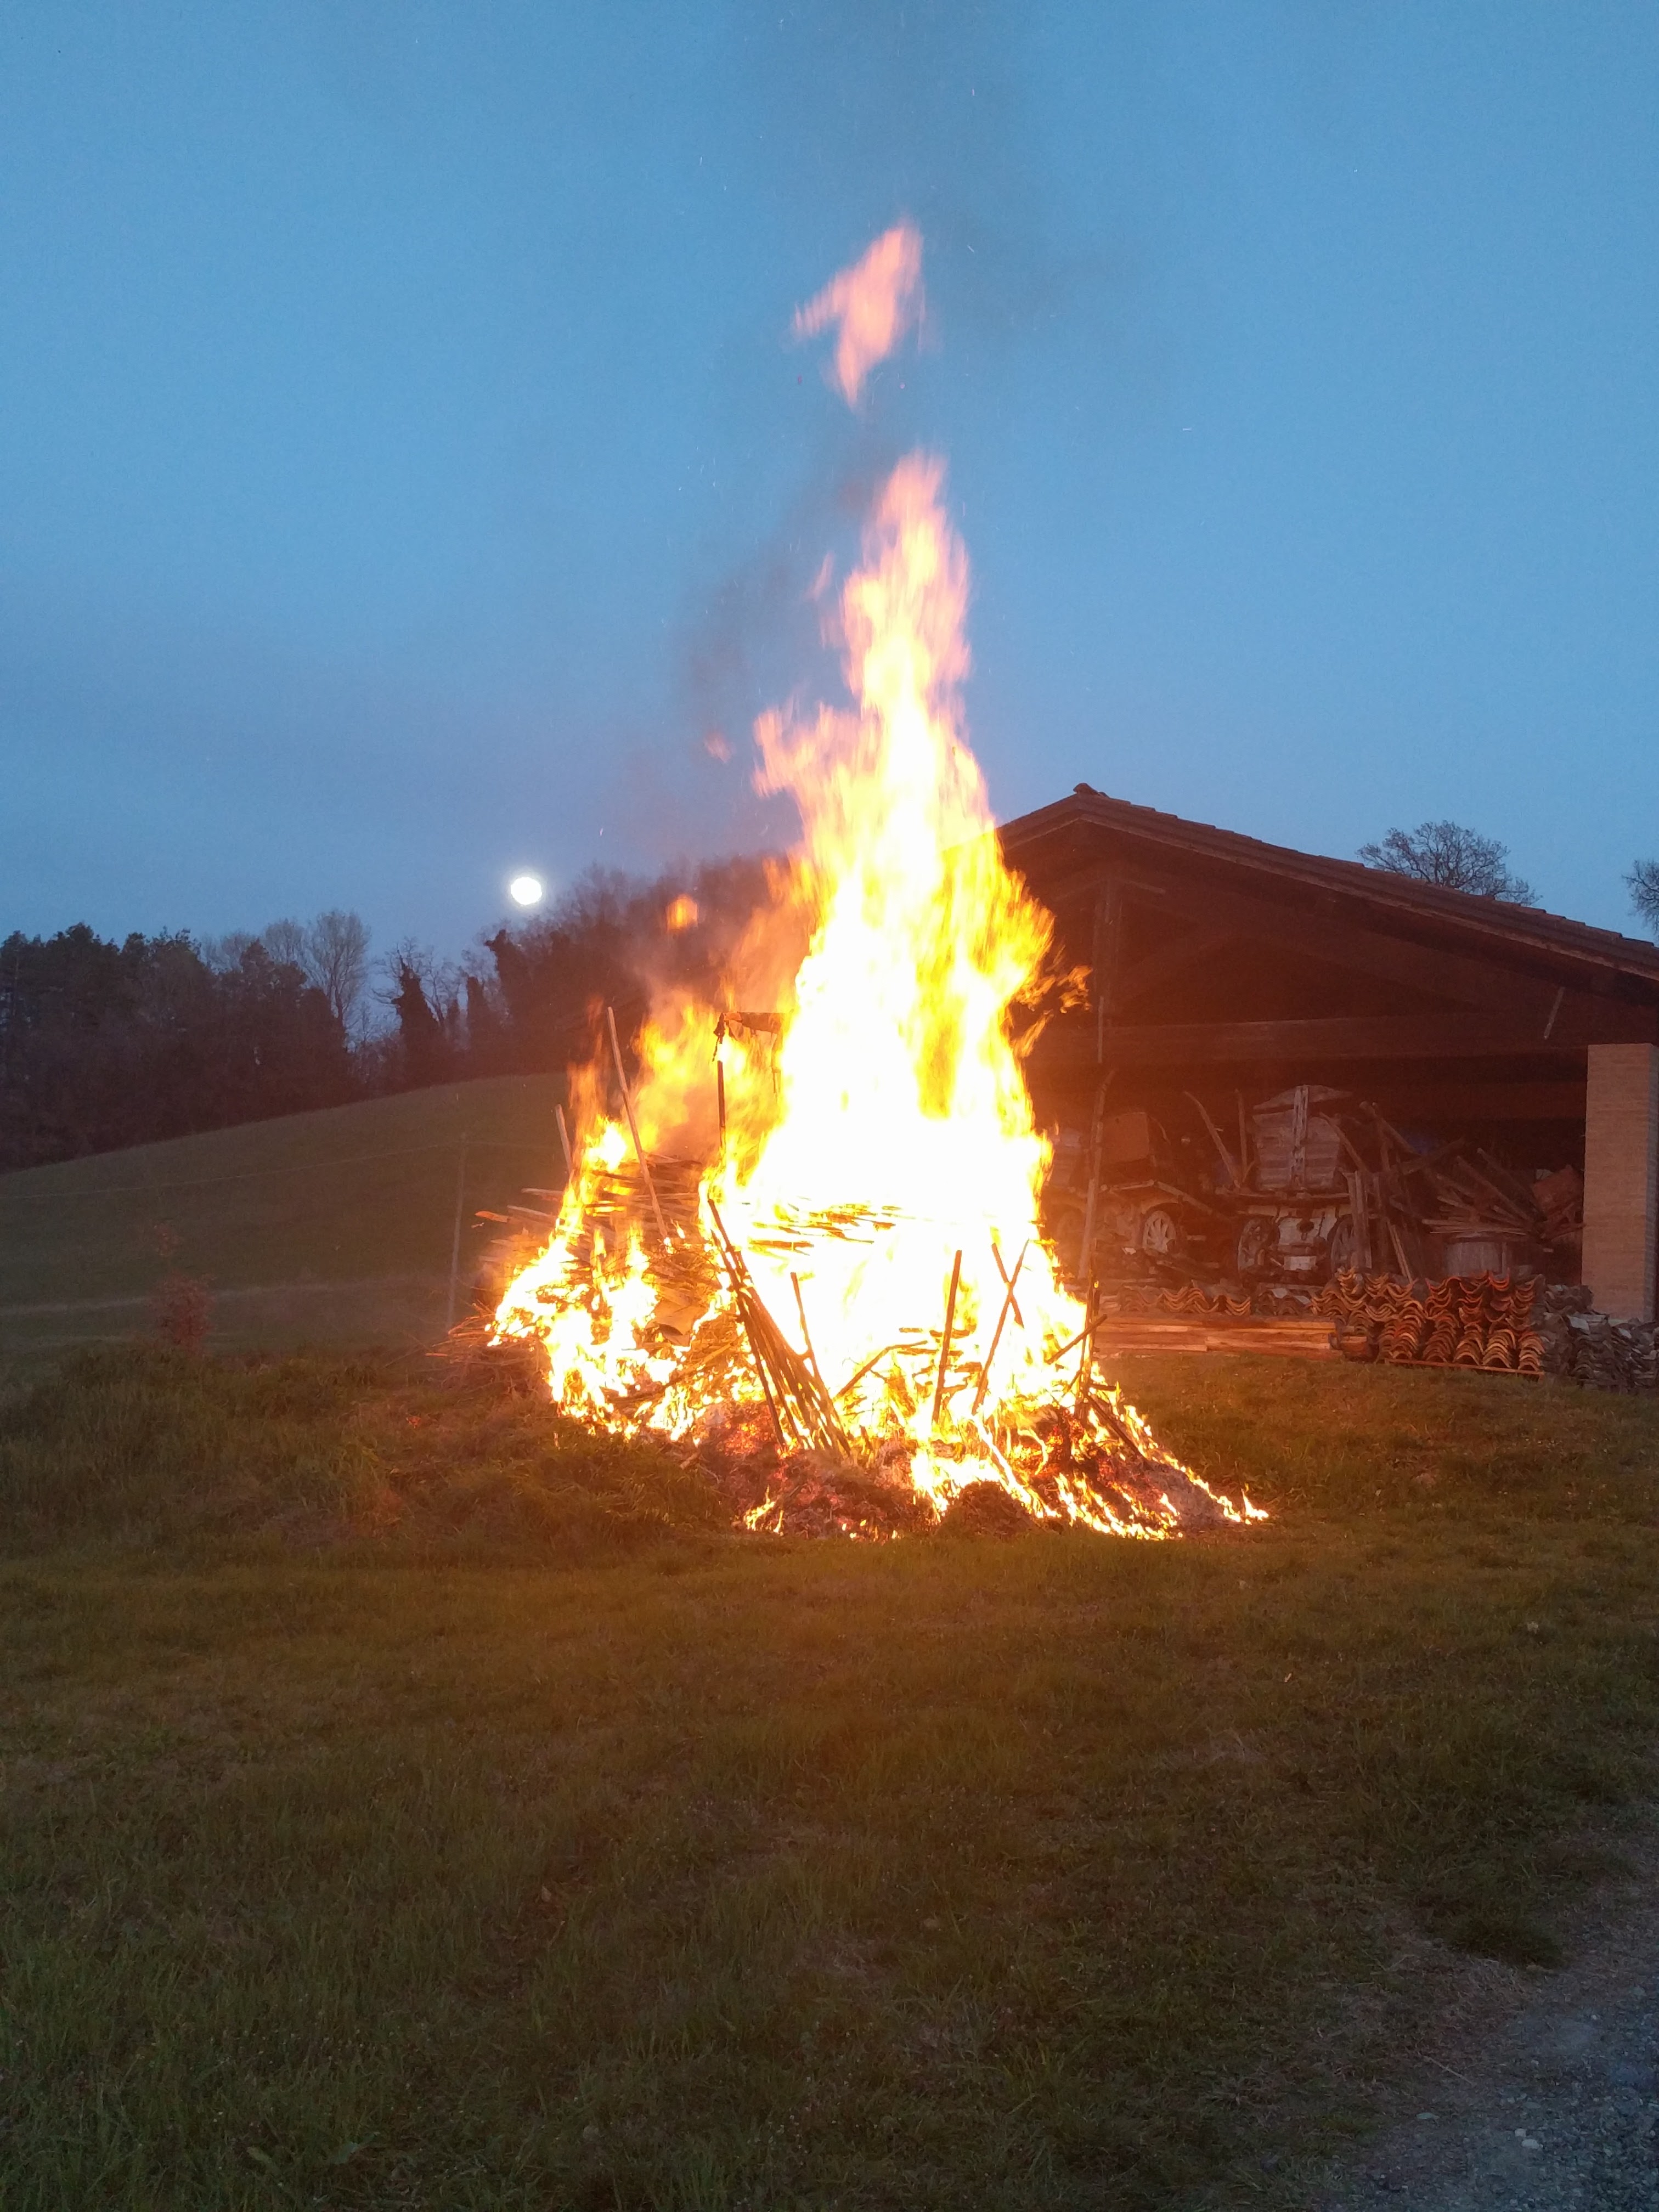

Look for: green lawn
[1,1350,1656,2207]
[0,1076,565,1369]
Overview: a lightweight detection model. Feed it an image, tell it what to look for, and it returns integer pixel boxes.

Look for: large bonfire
[492,229,1258,1541]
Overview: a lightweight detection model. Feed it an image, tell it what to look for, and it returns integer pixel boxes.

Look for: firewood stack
[1416,1151,1548,1263]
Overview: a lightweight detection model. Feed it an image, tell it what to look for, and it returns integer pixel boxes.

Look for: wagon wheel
[1137,1204,1184,1262]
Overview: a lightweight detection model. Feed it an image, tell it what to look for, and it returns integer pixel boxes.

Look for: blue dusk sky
[3,2,1657,957]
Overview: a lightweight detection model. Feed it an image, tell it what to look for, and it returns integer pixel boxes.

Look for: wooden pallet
[1093,1317,1338,1360]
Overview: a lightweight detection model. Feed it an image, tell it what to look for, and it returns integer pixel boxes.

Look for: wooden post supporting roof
[1582,1045,1659,1321]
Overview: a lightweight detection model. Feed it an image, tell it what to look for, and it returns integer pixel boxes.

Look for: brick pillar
[1582,1043,1659,1320]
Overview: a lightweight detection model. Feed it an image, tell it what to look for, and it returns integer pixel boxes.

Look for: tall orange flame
[490,224,1259,1538]
[492,443,1257,1539]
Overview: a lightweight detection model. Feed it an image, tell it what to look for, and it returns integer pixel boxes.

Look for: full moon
[508,873,544,907]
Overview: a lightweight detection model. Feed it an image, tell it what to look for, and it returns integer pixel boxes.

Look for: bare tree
[1358,821,1536,903]
[306,910,371,1036]
[263,912,371,1035]
[262,917,308,969]
[1627,860,1659,936]
[377,939,462,1028]
[199,930,257,973]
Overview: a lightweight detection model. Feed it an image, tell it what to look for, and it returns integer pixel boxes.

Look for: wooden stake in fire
[604,1003,670,1249]
[444,1133,468,1330]
[1075,1070,1118,1293]
[1074,1308,1098,1415]
[712,1013,733,1166]
[791,1272,833,1404]
[555,1102,574,1180]
[973,1238,1028,1415]
[930,1250,963,1431]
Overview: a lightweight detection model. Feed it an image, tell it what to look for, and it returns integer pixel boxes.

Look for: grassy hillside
[0,1075,565,1365]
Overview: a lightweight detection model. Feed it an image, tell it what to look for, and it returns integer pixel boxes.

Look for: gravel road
[1316,1846,1659,2209]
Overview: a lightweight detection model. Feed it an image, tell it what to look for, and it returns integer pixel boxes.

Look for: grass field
[0,1076,565,1369]
[1,1347,1657,2208]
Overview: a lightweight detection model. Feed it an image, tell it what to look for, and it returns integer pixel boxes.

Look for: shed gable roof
[998,787,1659,997]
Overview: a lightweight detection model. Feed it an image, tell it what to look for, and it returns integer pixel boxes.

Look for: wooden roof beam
[1037,1013,1621,1069]
[1032,849,1613,1026]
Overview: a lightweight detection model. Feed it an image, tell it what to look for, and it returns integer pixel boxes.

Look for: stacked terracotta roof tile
[1099,1282,1251,1320]
[1315,1271,1657,1390]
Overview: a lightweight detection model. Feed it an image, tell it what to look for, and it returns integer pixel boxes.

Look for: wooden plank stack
[1092,1314,1337,1359]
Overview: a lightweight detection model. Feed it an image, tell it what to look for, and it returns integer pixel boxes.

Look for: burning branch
[706,1198,851,1460]
[605,1003,670,1249]
[973,1240,1028,1415]
[930,1250,963,1430]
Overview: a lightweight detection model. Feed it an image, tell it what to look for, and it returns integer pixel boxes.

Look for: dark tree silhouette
[389,957,450,1088]
[0,865,785,1166]
[1358,821,1536,903]
[1627,860,1659,936]
[0,926,352,1170]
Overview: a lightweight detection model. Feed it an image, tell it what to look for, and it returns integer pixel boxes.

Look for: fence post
[445,1133,469,1329]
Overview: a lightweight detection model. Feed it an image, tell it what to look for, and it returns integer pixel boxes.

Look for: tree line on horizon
[6,818,1658,1174]
[0,860,777,1172]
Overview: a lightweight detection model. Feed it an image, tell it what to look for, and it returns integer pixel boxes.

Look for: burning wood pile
[486,377,1258,1541]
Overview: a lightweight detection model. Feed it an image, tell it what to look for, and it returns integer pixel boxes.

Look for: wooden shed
[999,786,1659,1319]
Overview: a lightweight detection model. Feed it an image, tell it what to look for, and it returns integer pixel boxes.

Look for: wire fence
[0,1137,554,1206]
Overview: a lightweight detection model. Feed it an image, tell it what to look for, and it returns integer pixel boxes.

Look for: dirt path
[1316,1839,1659,2209]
